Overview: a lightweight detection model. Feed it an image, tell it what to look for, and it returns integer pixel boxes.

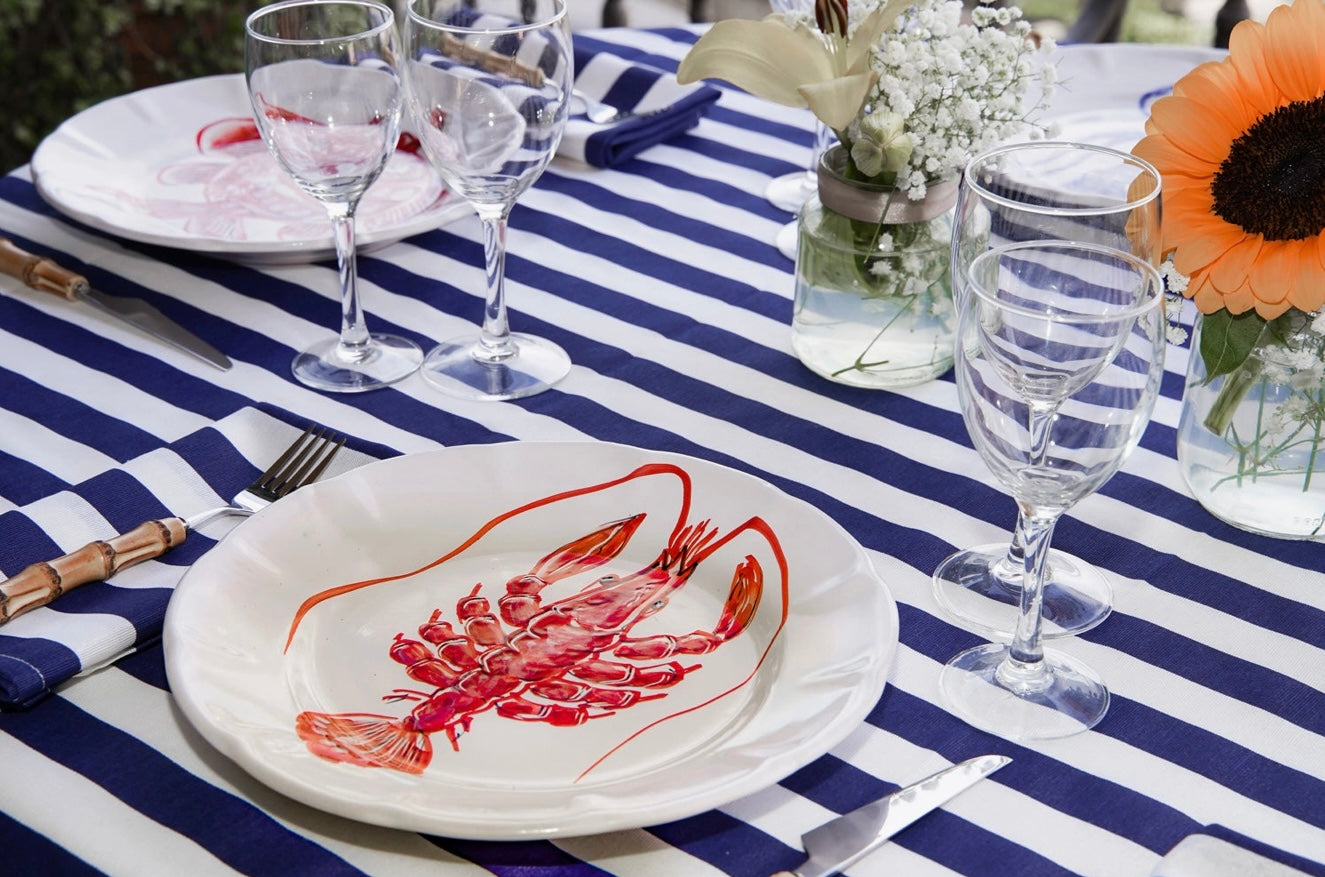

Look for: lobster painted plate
[31,74,471,265]
[164,442,898,840]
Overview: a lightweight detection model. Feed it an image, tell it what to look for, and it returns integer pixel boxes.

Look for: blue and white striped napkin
[0,406,390,709]
[563,45,720,167]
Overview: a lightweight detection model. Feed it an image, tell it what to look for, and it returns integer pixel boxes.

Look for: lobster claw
[528,513,645,584]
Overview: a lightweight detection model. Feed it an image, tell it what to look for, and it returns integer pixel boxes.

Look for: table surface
[2,30,1323,877]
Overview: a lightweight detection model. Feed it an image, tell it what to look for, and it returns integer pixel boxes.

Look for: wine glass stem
[328,206,372,362]
[998,508,1059,693]
[475,204,515,364]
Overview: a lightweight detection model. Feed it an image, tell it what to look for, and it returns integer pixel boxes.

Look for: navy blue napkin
[563,45,720,168]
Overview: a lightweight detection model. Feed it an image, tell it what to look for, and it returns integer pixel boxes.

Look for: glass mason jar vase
[1177,309,1325,540]
[791,146,957,389]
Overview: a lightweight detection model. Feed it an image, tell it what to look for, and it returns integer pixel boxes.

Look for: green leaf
[1199,308,1266,383]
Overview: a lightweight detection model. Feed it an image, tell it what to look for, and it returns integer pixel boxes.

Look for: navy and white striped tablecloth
[1,29,1322,877]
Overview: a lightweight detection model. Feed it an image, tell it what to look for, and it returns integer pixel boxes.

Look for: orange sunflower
[1132,0,1325,320]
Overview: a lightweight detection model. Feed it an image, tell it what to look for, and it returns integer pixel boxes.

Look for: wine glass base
[420,332,570,401]
[292,334,422,394]
[939,643,1109,740]
[932,544,1113,642]
[765,171,814,213]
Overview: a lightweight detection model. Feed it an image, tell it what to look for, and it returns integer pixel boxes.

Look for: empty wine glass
[402,0,573,401]
[934,141,1162,641]
[939,239,1165,740]
[245,0,422,393]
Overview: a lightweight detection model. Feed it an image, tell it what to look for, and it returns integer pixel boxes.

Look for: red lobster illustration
[286,462,789,777]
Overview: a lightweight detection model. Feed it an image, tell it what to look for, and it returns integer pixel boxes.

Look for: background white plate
[164,442,898,840]
[32,75,471,265]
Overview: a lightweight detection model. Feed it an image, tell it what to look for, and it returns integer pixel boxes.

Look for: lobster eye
[650,599,666,610]
[597,574,618,584]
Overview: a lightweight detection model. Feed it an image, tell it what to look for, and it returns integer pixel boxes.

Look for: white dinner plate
[31,74,471,265]
[164,442,898,840]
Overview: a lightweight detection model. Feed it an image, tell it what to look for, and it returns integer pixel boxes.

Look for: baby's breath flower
[858,0,1054,194]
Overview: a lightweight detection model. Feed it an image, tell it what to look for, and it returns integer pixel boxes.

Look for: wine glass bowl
[245,0,423,393]
[403,0,573,401]
[934,141,1163,641]
[940,240,1166,740]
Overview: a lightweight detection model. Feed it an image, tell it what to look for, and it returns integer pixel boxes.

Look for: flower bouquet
[1134,0,1325,538]
[678,0,1054,387]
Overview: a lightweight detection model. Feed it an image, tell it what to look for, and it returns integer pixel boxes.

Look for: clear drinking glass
[402,0,573,401]
[939,240,1165,740]
[935,141,1162,640]
[245,0,423,393]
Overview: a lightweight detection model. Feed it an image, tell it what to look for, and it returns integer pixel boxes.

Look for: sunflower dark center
[1211,95,1325,241]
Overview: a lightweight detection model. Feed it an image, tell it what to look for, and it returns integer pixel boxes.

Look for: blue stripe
[649,809,799,876]
[426,838,608,875]
[780,753,1071,874]
[0,697,371,876]
[867,681,1205,857]
[0,809,106,876]
[896,605,1325,832]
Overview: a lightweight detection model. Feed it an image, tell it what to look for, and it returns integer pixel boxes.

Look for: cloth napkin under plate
[561,44,720,168]
[1153,827,1325,877]
[0,406,394,710]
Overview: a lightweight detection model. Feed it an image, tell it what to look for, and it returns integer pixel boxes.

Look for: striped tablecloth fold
[0,405,391,709]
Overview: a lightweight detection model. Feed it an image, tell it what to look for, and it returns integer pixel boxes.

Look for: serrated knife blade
[772,755,1011,877]
[0,237,231,370]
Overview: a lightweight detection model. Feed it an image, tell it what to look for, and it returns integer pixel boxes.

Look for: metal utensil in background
[773,754,1012,877]
[0,237,232,370]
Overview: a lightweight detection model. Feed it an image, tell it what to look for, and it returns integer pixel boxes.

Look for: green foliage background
[0,0,1209,175]
[1,0,248,173]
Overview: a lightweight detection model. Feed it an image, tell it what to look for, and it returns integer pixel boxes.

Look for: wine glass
[939,239,1165,740]
[402,0,573,401]
[766,0,831,260]
[934,141,1162,640]
[245,0,423,393]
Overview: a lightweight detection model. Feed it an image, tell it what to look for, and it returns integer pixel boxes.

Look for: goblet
[402,0,573,401]
[245,0,422,393]
[934,141,1162,640]
[939,239,1165,740]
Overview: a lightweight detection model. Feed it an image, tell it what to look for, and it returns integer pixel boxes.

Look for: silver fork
[0,425,346,624]
[571,89,672,125]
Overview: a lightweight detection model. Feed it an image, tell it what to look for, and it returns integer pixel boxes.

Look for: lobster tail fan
[295,712,433,775]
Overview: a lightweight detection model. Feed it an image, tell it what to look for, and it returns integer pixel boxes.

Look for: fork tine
[278,431,345,497]
[256,426,344,499]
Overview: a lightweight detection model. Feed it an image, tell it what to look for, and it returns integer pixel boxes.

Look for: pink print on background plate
[88,117,446,244]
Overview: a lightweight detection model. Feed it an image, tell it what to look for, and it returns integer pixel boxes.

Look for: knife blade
[773,754,1012,877]
[0,237,231,370]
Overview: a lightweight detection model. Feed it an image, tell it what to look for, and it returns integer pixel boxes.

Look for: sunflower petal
[1226,18,1281,114]
[1247,239,1293,306]
[1262,0,1325,103]
[1133,132,1220,179]
[1148,97,1233,164]
[1206,235,1263,293]
[1288,238,1325,312]
[1188,270,1230,314]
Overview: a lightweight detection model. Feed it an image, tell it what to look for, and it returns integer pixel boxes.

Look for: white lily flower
[676,0,904,132]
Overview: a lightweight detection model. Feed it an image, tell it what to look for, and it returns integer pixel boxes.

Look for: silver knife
[0,237,232,370]
[773,754,1012,877]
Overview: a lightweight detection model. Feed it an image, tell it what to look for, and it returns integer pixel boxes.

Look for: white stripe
[554,831,732,877]
[0,408,118,485]
[0,730,244,877]
[58,668,493,876]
